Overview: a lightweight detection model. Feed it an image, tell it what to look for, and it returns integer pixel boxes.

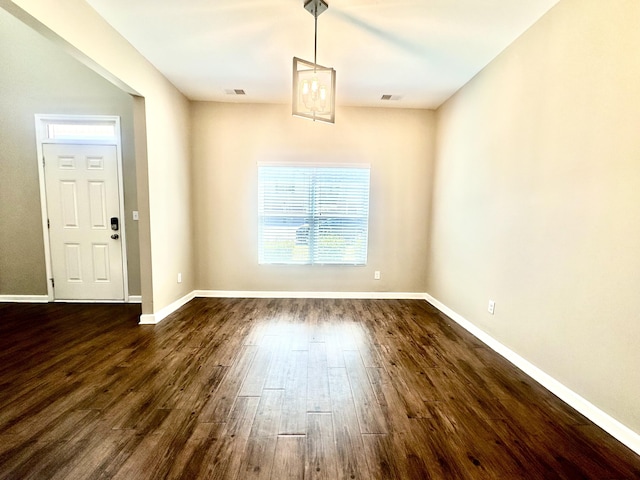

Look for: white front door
[44,143,124,300]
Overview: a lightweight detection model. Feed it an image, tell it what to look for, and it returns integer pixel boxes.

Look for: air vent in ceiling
[225,89,246,95]
[381,94,403,101]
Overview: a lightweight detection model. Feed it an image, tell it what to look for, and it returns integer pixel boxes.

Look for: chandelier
[292,0,336,124]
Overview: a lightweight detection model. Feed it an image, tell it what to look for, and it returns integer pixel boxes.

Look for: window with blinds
[258,164,370,265]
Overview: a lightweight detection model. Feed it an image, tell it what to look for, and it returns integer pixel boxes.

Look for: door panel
[64,244,82,282]
[44,144,124,300]
[92,244,110,282]
[60,181,79,227]
[88,181,107,228]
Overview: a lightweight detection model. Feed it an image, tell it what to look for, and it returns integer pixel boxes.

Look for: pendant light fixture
[292,0,336,124]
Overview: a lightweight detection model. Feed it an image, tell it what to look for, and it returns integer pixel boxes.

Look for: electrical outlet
[488,300,495,315]
[374,271,381,280]
[177,273,182,283]
[132,211,139,221]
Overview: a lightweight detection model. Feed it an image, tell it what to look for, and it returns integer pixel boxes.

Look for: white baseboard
[138,290,196,325]
[55,299,130,304]
[1,294,140,304]
[423,293,640,456]
[194,290,426,300]
[0,295,49,303]
[138,313,156,324]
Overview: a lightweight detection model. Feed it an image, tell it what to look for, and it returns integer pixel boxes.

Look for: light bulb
[319,85,327,110]
[301,79,310,108]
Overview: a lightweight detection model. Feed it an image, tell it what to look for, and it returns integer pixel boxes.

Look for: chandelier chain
[314,8,318,70]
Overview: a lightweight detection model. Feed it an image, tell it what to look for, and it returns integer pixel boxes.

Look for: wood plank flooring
[0,298,638,479]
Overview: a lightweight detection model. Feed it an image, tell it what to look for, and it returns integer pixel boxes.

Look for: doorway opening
[35,114,130,302]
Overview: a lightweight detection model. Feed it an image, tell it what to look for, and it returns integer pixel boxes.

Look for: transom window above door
[37,115,120,145]
[46,122,117,140]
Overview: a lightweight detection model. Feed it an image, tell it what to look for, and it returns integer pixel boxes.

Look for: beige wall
[191,102,435,293]
[3,0,195,314]
[0,8,140,296]
[429,0,640,433]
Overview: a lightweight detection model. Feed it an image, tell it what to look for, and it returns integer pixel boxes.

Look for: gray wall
[0,8,140,296]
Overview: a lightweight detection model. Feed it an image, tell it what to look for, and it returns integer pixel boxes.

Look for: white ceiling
[85,0,560,109]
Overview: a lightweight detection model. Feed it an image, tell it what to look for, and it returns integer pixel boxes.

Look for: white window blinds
[258,165,370,265]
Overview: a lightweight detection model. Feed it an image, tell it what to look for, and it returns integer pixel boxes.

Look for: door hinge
[47,219,50,229]
[43,156,45,167]
[50,278,55,288]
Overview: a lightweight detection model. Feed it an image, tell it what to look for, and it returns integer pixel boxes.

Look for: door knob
[111,234,119,240]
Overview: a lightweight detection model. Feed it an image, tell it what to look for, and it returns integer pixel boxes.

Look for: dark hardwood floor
[0,298,638,479]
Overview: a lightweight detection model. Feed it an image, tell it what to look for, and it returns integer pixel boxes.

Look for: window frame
[257,162,371,266]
